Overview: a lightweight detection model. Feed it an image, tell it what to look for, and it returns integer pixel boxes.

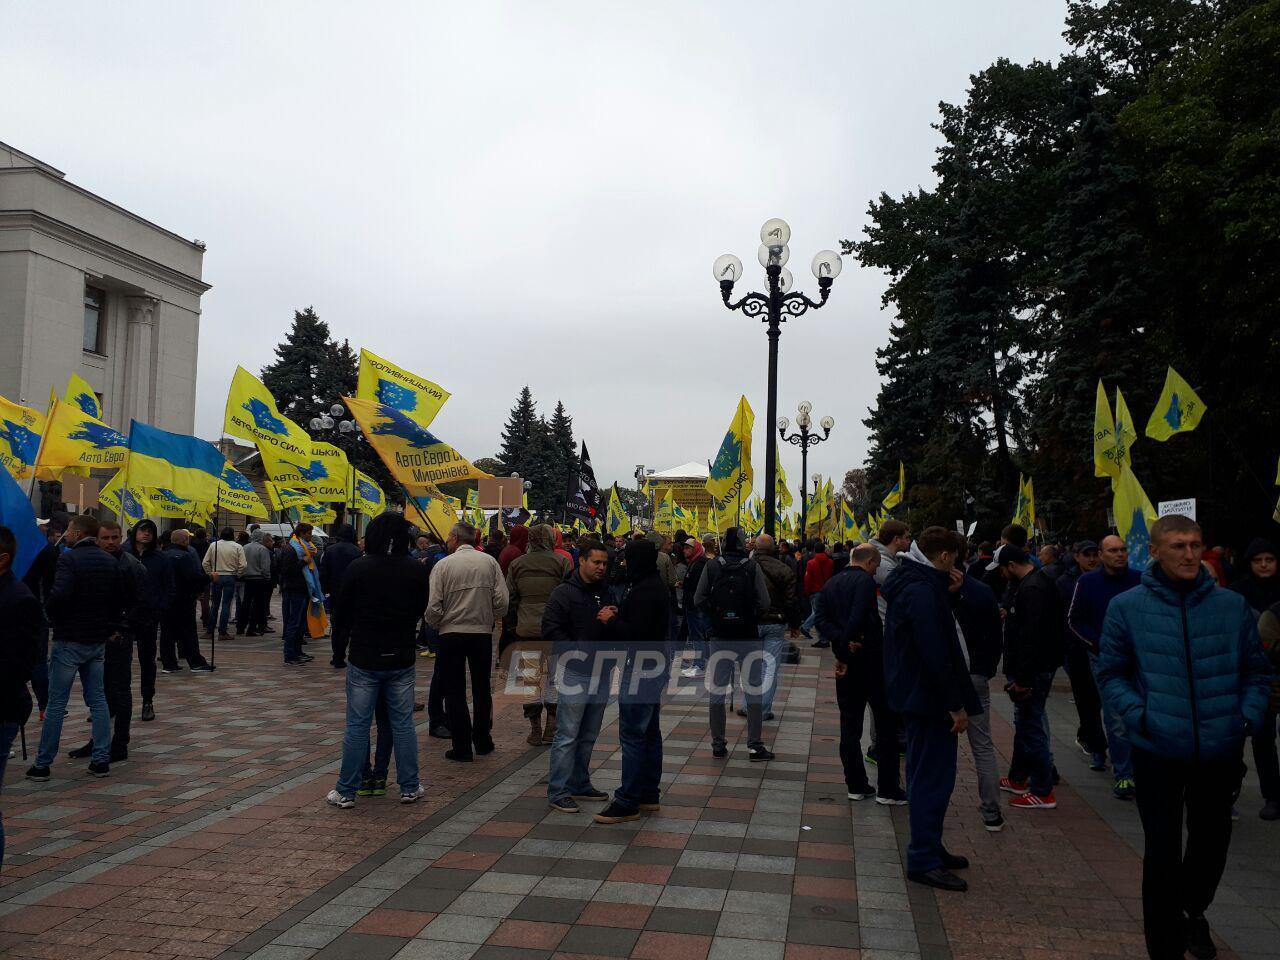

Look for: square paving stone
[621,846,683,865]
[508,895,586,924]
[729,871,793,894]
[443,892,522,918]
[530,875,601,900]
[415,869,484,890]
[491,854,559,876]
[469,947,550,960]
[314,932,409,960]
[466,872,540,896]
[656,885,727,912]
[707,937,784,960]
[381,888,462,913]
[856,925,918,952]
[419,915,501,944]
[667,867,733,890]
[714,912,787,942]
[546,857,613,880]
[388,944,477,960]
[556,923,640,957]
[723,890,790,917]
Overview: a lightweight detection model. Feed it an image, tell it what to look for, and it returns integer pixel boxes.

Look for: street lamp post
[714,219,842,537]
[779,403,834,540]
[309,402,359,527]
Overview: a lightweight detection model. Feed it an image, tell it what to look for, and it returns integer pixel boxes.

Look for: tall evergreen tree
[547,400,577,504]
[261,307,332,424]
[497,386,537,476]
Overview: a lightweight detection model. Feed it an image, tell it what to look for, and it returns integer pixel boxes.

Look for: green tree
[547,400,577,508]
[497,386,537,476]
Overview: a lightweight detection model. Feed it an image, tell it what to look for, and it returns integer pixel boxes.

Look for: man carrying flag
[278,524,327,666]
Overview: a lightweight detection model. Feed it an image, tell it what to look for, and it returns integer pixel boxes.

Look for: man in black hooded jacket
[594,538,671,824]
[125,519,174,721]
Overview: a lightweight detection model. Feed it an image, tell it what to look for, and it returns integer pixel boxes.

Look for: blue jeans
[0,722,17,871]
[759,623,788,716]
[615,647,669,810]
[684,610,708,669]
[210,575,237,634]
[1089,652,1133,781]
[281,593,307,661]
[36,642,110,767]
[336,664,419,797]
[802,592,823,635]
[360,694,393,782]
[1009,671,1056,797]
[547,687,607,803]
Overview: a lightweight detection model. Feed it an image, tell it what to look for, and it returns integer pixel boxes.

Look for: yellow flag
[1093,381,1118,479]
[223,367,312,463]
[881,462,905,510]
[0,395,45,479]
[217,461,269,519]
[297,501,337,526]
[404,487,458,540]
[705,396,754,527]
[465,488,480,510]
[39,398,128,470]
[265,481,315,513]
[606,484,631,537]
[1012,474,1035,529]
[840,501,858,543]
[1145,367,1207,441]
[345,395,490,489]
[308,440,351,502]
[1113,466,1156,571]
[352,470,385,514]
[64,373,102,419]
[654,489,676,533]
[775,448,793,509]
[100,469,160,524]
[1114,387,1138,469]
[357,348,450,429]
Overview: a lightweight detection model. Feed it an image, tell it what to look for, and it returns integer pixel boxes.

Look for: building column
[123,295,159,426]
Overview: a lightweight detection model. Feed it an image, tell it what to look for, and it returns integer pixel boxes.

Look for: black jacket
[681,554,707,614]
[756,552,800,628]
[606,540,670,651]
[817,565,881,665]
[47,539,133,645]
[882,557,980,718]
[320,541,361,595]
[954,573,1002,678]
[332,554,430,670]
[277,542,309,595]
[542,571,610,679]
[163,543,209,604]
[1003,567,1065,684]
[0,571,44,723]
[22,541,59,605]
[126,541,176,617]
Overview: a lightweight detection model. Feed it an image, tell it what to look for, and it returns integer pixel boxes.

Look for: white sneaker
[326,790,355,809]
[681,666,702,679]
[400,785,428,804]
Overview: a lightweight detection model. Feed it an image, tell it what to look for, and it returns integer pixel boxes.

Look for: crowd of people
[1,507,1277,960]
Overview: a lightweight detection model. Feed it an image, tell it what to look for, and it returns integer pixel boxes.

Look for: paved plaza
[2,623,1278,960]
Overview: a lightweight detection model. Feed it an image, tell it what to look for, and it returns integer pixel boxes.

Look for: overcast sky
[4,1,1069,498]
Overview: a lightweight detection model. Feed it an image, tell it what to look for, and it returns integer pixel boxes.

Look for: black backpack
[707,557,759,638]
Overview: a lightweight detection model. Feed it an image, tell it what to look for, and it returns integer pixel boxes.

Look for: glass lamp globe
[758,243,790,268]
[778,267,794,293]
[320,415,335,429]
[811,250,843,280]
[510,472,520,478]
[330,403,345,418]
[309,417,323,430]
[798,400,813,415]
[812,473,823,484]
[778,417,789,432]
[820,415,835,431]
[796,411,811,428]
[338,420,354,434]
[760,218,791,246]
[713,253,743,283]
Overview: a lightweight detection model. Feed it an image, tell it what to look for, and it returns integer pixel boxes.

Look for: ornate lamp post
[779,402,834,540]
[714,218,842,537]
[310,403,360,525]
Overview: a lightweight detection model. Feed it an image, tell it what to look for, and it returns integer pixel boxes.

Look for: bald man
[1068,534,1141,800]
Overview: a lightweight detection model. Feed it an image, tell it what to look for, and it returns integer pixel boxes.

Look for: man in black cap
[991,544,1064,810]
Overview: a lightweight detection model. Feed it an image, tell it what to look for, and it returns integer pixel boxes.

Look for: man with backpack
[695,526,774,761]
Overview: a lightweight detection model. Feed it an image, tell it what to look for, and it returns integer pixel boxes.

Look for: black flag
[564,442,601,526]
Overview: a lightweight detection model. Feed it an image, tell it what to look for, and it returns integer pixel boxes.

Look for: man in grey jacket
[237,529,274,637]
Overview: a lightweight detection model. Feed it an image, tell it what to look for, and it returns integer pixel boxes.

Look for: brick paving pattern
[3,618,1278,960]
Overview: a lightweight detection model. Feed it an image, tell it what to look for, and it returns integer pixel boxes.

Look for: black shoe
[1186,914,1216,960]
[141,701,155,721]
[748,745,775,762]
[190,663,216,672]
[593,801,641,824]
[245,631,262,637]
[940,849,969,871]
[475,740,495,756]
[908,868,967,892]
[296,654,314,663]
[735,707,748,717]
[847,785,875,801]
[25,765,51,782]
[876,787,908,806]
[414,702,425,712]
[262,626,276,633]
[712,744,728,758]
[110,748,128,763]
[445,749,474,763]
[161,665,183,674]
[572,788,609,802]
[983,812,1005,832]
[764,712,775,721]
[810,639,830,648]
[429,724,451,739]
[284,658,306,665]
[88,761,110,777]
[68,742,93,759]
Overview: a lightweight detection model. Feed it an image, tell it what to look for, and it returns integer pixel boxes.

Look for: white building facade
[0,141,209,435]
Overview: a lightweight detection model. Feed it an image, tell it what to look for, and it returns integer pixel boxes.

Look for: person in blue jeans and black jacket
[1098,514,1271,960]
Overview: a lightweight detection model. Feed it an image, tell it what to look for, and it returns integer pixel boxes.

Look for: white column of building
[123,295,159,427]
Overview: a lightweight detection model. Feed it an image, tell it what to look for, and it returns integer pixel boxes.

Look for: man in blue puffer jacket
[1097,514,1272,960]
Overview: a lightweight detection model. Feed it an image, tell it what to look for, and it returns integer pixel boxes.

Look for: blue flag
[0,467,43,579]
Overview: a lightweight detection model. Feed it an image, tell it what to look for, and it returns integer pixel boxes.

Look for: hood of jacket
[624,538,658,582]
[722,527,747,558]
[365,512,411,556]
[508,525,530,551]
[528,524,556,552]
[1243,537,1278,564]
[127,518,159,556]
[882,554,949,606]
[333,523,358,544]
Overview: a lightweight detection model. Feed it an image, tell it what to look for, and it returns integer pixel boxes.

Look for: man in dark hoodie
[543,538,613,813]
[882,526,980,892]
[1,525,45,865]
[327,513,430,808]
[160,528,213,673]
[1231,538,1280,616]
[594,538,672,824]
[498,524,529,575]
[125,519,173,722]
[695,527,773,762]
[321,524,362,661]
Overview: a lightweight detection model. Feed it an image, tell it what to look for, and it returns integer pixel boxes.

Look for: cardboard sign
[1158,498,1196,521]
[62,475,100,510]
[476,477,525,510]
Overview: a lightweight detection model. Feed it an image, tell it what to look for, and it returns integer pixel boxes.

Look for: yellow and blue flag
[344,395,490,488]
[840,501,858,543]
[100,469,158,524]
[404,488,458,540]
[606,484,631,537]
[1093,381,1118,479]
[308,440,351,502]
[223,366,313,470]
[297,501,337,526]
[1113,466,1156,571]
[125,421,224,504]
[775,449,793,510]
[357,349,450,430]
[39,398,128,470]
[0,395,45,479]
[147,485,213,521]
[1114,388,1138,470]
[218,461,269,519]
[705,396,754,532]
[65,373,102,419]
[654,489,676,534]
[882,462,905,510]
[1012,474,1035,530]
[1145,367,1207,441]
[352,470,385,514]
[265,481,315,513]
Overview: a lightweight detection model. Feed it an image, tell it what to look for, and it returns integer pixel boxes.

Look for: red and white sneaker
[999,777,1029,796]
[1008,791,1057,810]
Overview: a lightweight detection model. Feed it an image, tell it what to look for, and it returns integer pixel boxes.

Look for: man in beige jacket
[202,527,247,642]
[426,522,509,762]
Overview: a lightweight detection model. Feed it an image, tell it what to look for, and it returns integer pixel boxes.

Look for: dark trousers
[161,603,208,668]
[281,593,307,661]
[427,661,447,728]
[135,618,158,703]
[836,660,900,794]
[1065,644,1107,754]
[1008,671,1055,797]
[903,712,958,875]
[1132,746,1245,960]
[616,701,663,810]
[236,579,271,635]
[104,639,133,752]
[438,632,493,754]
[1251,709,1279,802]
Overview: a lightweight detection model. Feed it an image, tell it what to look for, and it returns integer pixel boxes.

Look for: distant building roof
[652,461,709,480]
